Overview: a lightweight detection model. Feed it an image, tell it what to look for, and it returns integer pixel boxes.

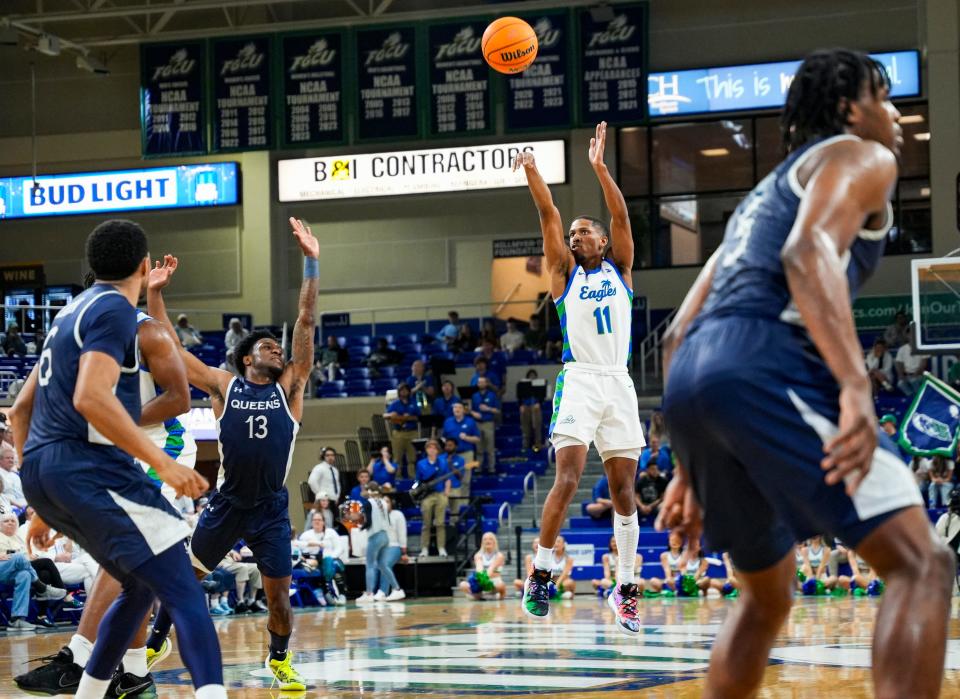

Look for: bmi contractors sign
[276,139,565,202]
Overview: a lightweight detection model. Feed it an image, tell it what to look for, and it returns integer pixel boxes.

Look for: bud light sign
[0,163,240,221]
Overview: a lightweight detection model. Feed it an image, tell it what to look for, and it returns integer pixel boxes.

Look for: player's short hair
[231,330,278,373]
[85,219,148,281]
[571,215,610,241]
[782,48,890,151]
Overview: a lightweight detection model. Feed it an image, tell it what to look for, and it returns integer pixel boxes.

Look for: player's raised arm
[662,248,720,384]
[138,318,191,426]
[146,255,232,406]
[8,364,39,462]
[589,121,634,276]
[280,217,320,421]
[513,151,571,277]
[781,140,898,493]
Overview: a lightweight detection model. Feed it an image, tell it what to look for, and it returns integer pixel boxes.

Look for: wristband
[304,257,319,279]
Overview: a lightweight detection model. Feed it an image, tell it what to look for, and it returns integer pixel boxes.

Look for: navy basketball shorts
[21,441,191,581]
[663,316,921,573]
[189,489,293,579]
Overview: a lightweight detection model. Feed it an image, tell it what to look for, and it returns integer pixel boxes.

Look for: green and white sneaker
[521,569,552,619]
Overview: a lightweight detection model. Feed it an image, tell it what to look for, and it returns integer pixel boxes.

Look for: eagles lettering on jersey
[217,376,299,508]
[699,134,892,328]
[555,260,633,367]
[24,284,140,459]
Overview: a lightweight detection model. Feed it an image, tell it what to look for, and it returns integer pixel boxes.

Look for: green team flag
[897,373,960,457]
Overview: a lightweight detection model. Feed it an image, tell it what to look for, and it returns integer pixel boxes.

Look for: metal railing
[497,502,512,564]
[638,309,677,392]
[523,470,538,528]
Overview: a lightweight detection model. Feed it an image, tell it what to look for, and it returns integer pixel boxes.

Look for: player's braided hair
[231,329,278,375]
[781,49,890,151]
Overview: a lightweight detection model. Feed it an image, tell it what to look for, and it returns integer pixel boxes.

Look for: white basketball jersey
[555,260,632,367]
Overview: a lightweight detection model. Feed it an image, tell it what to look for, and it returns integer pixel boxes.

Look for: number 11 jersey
[217,376,299,508]
[555,260,633,368]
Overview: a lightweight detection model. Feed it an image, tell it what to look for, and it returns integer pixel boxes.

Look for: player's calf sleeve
[147,606,173,652]
[613,510,639,586]
[85,577,155,680]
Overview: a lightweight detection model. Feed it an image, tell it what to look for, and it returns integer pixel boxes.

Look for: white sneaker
[355,592,375,605]
[438,548,449,557]
[385,589,406,602]
[373,590,387,601]
[336,595,347,606]
[419,549,431,558]
[561,590,574,600]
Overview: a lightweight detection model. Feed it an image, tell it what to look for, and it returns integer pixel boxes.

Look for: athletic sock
[614,510,639,586]
[147,607,173,653]
[122,647,148,677]
[75,673,110,699]
[195,685,228,699]
[268,630,290,662]
[533,545,554,573]
[68,633,94,668]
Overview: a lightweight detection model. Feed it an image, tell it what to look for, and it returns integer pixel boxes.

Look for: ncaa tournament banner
[280,31,345,147]
[355,26,420,141]
[427,19,492,136]
[140,41,208,156]
[212,36,274,152]
[578,4,647,125]
[277,140,565,202]
[504,10,572,131]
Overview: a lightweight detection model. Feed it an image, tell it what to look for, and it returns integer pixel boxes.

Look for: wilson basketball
[482,17,539,74]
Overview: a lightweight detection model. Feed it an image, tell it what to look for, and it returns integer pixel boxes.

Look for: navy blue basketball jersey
[698,134,892,327]
[24,284,140,460]
[217,376,299,508]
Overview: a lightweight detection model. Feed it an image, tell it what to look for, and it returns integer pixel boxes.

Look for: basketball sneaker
[106,663,154,698]
[266,651,307,691]
[607,582,641,635]
[13,646,83,695]
[522,568,552,619]
[146,638,173,672]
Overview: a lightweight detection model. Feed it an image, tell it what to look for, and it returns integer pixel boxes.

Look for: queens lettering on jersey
[217,376,299,508]
[698,134,892,327]
[24,284,140,459]
[554,260,633,367]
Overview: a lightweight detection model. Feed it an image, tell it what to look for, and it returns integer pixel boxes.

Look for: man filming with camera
[934,488,960,594]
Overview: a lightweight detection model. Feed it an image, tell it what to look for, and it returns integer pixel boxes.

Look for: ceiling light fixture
[898,114,925,125]
[913,132,931,141]
[76,53,109,74]
[700,148,729,157]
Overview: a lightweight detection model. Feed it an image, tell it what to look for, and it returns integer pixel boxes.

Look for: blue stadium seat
[346,378,371,393]
[373,335,394,345]
[508,349,537,364]
[346,335,371,347]
[456,351,477,365]
[572,565,603,580]
[344,367,370,379]
[394,333,419,345]
[373,378,398,393]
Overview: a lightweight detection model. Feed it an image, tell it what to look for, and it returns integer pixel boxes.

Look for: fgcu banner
[898,373,960,457]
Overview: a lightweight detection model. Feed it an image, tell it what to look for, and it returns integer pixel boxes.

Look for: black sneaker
[521,568,552,619]
[252,599,269,613]
[107,664,154,698]
[14,646,83,695]
[234,600,250,614]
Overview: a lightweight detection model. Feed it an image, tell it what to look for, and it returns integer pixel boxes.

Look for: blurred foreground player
[146,217,319,691]
[659,49,954,698]
[9,220,221,699]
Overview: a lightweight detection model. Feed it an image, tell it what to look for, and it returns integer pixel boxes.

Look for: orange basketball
[482,16,539,74]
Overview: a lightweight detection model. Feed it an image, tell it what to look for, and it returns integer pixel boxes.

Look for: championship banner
[504,10,572,131]
[355,26,420,141]
[212,36,274,152]
[578,3,647,125]
[280,32,345,147]
[140,41,208,156]
[427,19,492,136]
[897,373,960,457]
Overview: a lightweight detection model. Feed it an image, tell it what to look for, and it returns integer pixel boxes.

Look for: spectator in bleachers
[459,532,506,600]
[48,537,99,595]
[2,324,27,357]
[0,478,15,516]
[307,493,338,532]
[367,338,403,376]
[404,359,433,409]
[648,411,669,448]
[520,369,544,452]
[480,319,500,348]
[471,376,500,475]
[217,549,265,613]
[928,456,954,507]
[439,438,466,498]
[385,383,420,478]
[298,513,346,605]
[437,311,461,349]
[592,534,642,597]
[432,381,462,419]
[635,457,669,519]
[884,310,910,347]
[500,319,526,353]
[866,338,895,394]
[308,446,342,503]
[0,444,26,512]
[367,445,398,491]
[639,436,671,474]
[895,324,929,395]
[477,340,507,379]
[524,315,547,356]
[0,544,40,630]
[0,513,69,629]
[586,474,613,520]
[416,440,451,559]
[454,323,477,353]
[879,414,911,463]
[224,317,249,357]
[934,489,960,563]
[313,335,348,387]
[350,469,372,502]
[25,329,44,355]
[174,313,203,348]
[377,495,407,601]
[471,357,501,392]
[442,402,481,466]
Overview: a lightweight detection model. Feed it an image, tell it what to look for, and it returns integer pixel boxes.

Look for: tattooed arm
[279,217,320,422]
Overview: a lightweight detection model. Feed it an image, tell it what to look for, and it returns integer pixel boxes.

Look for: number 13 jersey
[555,260,633,368]
[217,376,300,508]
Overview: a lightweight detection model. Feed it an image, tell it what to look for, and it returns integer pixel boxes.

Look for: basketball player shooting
[658,49,955,698]
[513,122,646,634]
[145,217,319,692]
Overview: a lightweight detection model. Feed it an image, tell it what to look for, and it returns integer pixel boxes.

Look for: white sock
[614,510,639,586]
[75,673,110,699]
[122,647,148,677]
[533,545,554,572]
[68,633,94,668]
[195,684,228,699]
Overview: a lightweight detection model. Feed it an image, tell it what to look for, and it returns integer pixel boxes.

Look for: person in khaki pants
[416,440,451,558]
[384,383,421,478]
[470,376,501,475]
[441,403,480,491]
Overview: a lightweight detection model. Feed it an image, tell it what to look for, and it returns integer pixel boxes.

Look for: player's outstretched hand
[655,462,702,543]
[148,255,179,291]
[822,382,877,495]
[290,217,319,259]
[153,456,209,500]
[512,151,535,171]
[26,514,58,554]
[588,121,607,169]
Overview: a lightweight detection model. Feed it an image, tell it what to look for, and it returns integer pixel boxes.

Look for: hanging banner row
[140,3,649,156]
